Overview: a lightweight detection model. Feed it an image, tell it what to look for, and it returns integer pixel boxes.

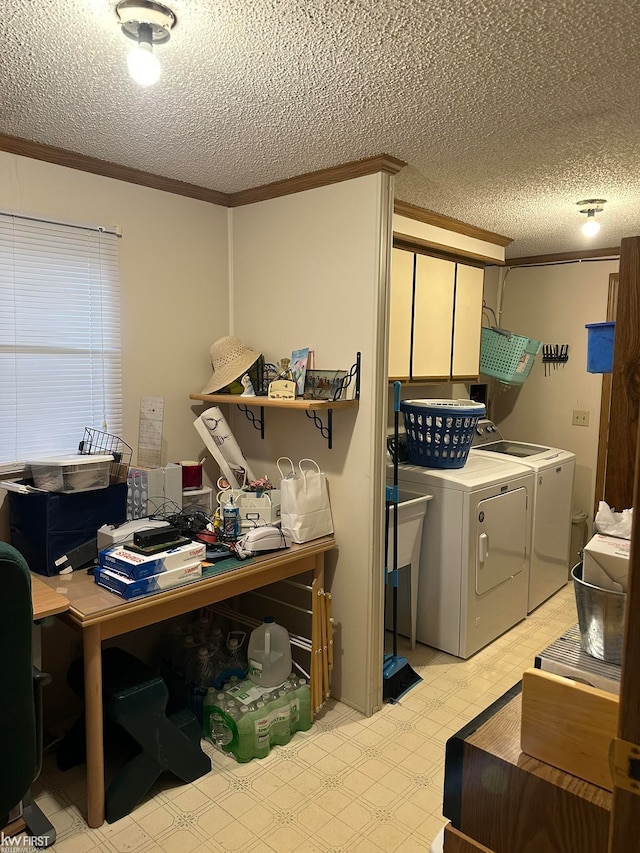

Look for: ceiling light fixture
[116,0,176,87]
[577,199,606,238]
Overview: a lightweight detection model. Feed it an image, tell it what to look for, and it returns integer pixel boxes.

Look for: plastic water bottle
[247,617,292,687]
[188,646,216,722]
[254,700,270,758]
[295,677,312,732]
[223,494,240,540]
[175,633,197,679]
[270,688,292,746]
[204,694,238,750]
[207,631,226,677]
[195,614,211,644]
[234,705,256,763]
[193,647,215,687]
[287,676,301,734]
[212,632,247,690]
[202,688,217,744]
[216,701,239,749]
[226,633,247,672]
[160,622,186,668]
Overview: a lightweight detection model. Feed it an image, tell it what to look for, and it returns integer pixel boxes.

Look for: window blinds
[0,213,122,473]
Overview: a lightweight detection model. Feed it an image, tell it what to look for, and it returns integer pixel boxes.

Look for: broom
[383,381,422,703]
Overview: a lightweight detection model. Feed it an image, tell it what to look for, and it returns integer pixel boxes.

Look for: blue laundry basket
[400,400,486,469]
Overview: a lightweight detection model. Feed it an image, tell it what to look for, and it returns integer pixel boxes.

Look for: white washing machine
[470,420,575,613]
[388,449,534,659]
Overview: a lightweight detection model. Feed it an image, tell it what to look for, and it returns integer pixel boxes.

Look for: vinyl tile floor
[29,583,578,853]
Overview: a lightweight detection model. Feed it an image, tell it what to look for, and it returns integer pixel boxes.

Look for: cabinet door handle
[479,532,489,563]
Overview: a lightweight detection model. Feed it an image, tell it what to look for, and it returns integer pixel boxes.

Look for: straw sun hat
[201,336,262,394]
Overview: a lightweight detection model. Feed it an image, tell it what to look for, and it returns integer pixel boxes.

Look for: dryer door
[475,487,528,595]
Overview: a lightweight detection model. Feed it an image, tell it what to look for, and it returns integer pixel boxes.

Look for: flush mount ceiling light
[116,0,176,87]
[577,199,607,238]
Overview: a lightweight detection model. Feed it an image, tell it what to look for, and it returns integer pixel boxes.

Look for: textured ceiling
[1,0,639,258]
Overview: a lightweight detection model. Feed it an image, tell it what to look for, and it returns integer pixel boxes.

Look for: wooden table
[31,575,70,620]
[38,536,334,828]
[442,683,611,852]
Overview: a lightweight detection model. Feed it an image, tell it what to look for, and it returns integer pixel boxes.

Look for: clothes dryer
[388,452,534,659]
[470,420,575,612]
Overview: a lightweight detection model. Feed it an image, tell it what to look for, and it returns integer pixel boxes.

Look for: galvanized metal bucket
[572,563,627,664]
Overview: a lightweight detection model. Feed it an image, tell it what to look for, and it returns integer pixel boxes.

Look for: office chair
[0,541,56,846]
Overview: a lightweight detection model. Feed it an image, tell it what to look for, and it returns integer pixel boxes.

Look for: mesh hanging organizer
[480,327,542,385]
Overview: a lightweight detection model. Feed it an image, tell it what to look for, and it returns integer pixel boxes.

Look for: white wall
[484,260,619,524]
[0,152,231,720]
[0,152,229,510]
[219,174,392,714]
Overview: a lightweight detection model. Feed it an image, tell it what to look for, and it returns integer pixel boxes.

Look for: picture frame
[303,369,347,401]
[290,347,310,396]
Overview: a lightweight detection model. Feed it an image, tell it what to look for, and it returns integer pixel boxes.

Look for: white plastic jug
[247,617,292,687]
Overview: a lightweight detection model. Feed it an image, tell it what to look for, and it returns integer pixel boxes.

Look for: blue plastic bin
[585,322,615,373]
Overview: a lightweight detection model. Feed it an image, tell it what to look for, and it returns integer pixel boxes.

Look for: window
[0,212,122,473]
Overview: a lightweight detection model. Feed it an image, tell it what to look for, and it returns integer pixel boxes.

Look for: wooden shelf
[190,352,361,449]
[189,393,359,411]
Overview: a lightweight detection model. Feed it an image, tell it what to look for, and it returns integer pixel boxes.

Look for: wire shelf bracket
[237,404,265,438]
[304,352,360,449]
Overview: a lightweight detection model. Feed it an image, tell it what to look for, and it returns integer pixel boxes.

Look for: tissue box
[99,541,206,580]
[95,560,203,599]
[236,490,281,529]
[582,534,630,592]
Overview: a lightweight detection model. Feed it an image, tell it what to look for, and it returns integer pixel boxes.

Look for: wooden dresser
[442,683,611,853]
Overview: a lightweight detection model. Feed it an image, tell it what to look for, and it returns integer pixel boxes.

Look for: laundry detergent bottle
[247,617,292,687]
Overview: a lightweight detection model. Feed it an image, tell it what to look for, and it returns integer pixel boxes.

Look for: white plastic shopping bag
[595,500,633,540]
[276,457,334,543]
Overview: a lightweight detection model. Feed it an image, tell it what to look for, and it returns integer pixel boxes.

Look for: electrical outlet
[572,409,590,427]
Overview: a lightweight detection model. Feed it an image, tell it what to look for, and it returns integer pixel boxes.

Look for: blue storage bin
[585,322,615,373]
[400,400,485,469]
[8,481,127,575]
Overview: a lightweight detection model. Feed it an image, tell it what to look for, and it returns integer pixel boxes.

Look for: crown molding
[505,246,621,266]
[227,154,406,207]
[393,232,503,266]
[394,199,513,247]
[0,132,230,205]
[0,135,405,209]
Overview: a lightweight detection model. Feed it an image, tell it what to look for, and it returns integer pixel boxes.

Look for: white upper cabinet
[388,247,484,381]
[388,247,415,379]
[451,263,484,379]
[412,253,456,379]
